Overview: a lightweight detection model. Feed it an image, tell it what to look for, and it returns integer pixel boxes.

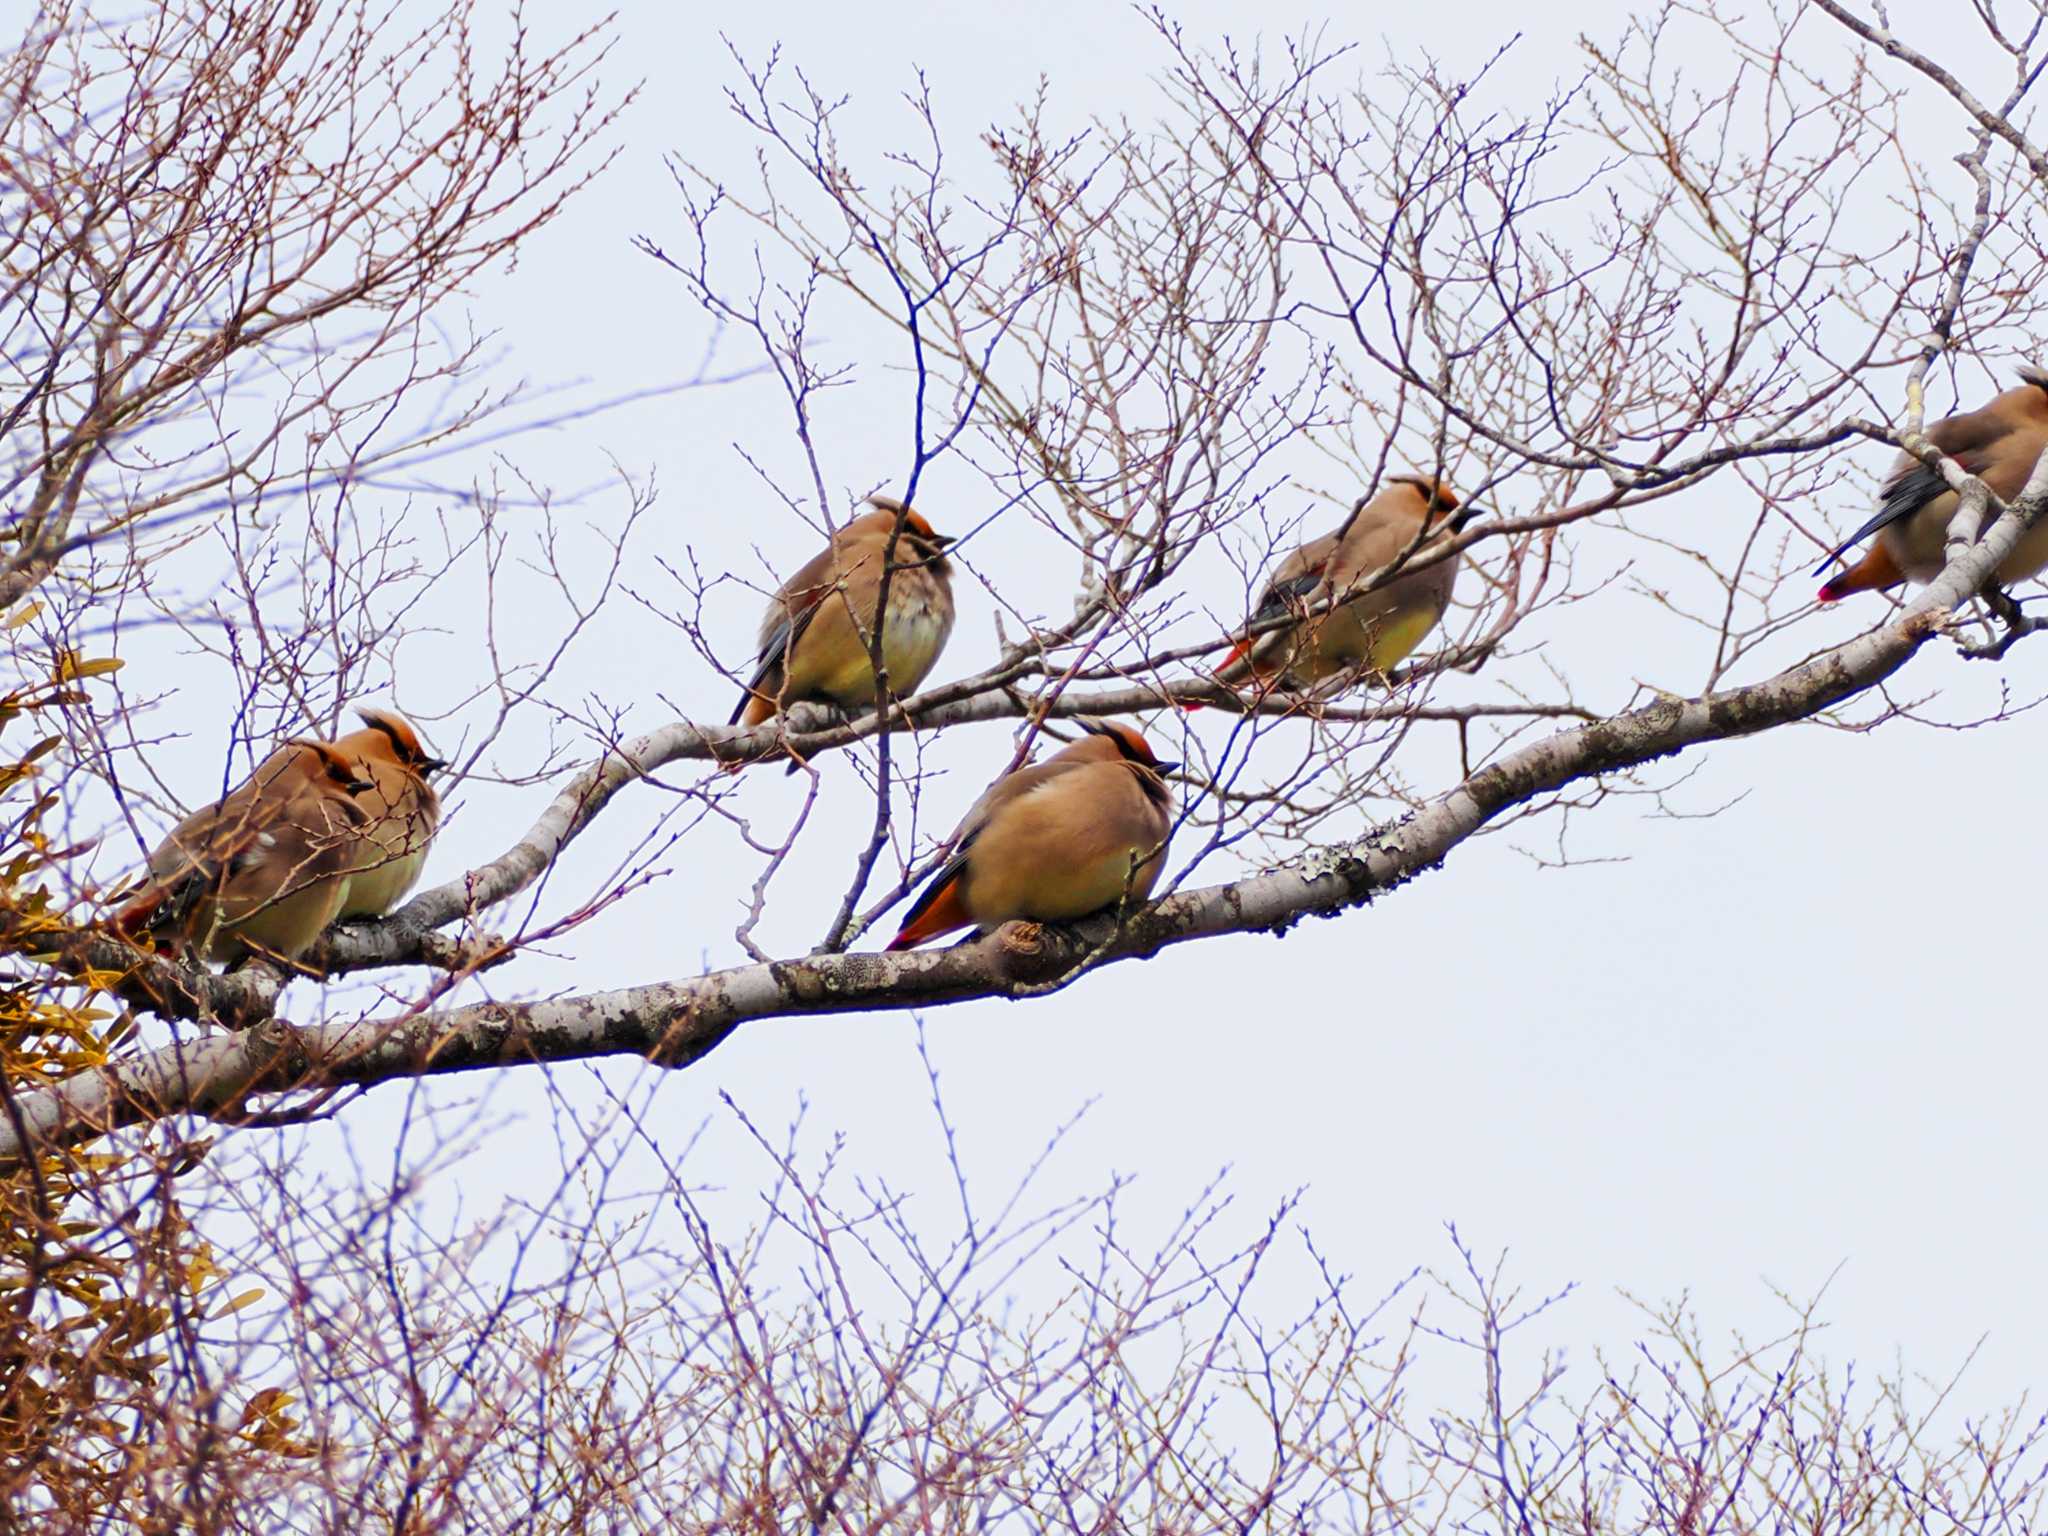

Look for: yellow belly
[201,875,350,964]
[811,608,950,708]
[337,791,437,919]
[338,843,428,918]
[1293,601,1443,684]
[967,846,1164,925]
[1366,604,1442,671]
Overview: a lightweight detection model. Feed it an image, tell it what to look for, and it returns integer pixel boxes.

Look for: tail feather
[114,890,163,937]
[1179,636,1255,714]
[729,689,773,730]
[886,868,973,951]
[115,872,203,945]
[1817,541,1904,604]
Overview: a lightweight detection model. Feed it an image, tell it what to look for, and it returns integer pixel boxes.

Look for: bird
[885,718,1178,951]
[1817,366,2048,602]
[329,707,445,920]
[115,736,376,966]
[1212,475,1472,696]
[728,497,956,764]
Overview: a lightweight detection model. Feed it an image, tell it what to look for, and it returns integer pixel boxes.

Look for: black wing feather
[1814,417,2014,575]
[1818,444,2007,577]
[1250,572,1324,625]
[728,604,822,726]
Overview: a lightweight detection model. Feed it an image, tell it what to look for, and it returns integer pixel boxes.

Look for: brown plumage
[1216,475,1471,693]
[886,719,1178,951]
[115,738,375,965]
[1818,367,2048,601]
[331,707,445,919]
[730,498,956,754]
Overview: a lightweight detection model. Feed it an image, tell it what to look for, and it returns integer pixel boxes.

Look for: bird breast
[879,595,952,689]
[808,569,955,706]
[338,775,440,918]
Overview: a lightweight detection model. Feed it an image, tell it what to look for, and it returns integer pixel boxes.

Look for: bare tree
[2,0,2046,1525]
[11,1,2044,1138]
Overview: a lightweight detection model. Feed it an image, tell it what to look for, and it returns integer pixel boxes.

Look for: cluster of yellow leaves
[0,645,314,1521]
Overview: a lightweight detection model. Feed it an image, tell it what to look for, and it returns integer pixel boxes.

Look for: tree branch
[12,532,1999,1163]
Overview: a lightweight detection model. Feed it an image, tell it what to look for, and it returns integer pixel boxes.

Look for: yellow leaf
[212,1287,266,1319]
[239,1387,295,1427]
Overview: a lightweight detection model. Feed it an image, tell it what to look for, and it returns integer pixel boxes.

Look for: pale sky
[113,0,2048,1435]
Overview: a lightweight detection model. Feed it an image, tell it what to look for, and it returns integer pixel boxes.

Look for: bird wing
[950,752,1095,850]
[120,798,286,936]
[118,746,364,938]
[1248,533,1336,624]
[232,785,367,895]
[892,752,1096,937]
[730,541,846,725]
[1209,533,1341,676]
[1814,410,2016,574]
[122,745,297,922]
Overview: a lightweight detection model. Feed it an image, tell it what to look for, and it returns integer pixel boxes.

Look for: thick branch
[313,674,1566,971]
[4,558,1982,1163]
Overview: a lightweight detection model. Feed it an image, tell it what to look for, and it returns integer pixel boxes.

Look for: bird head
[293,740,377,796]
[1388,473,1476,531]
[354,707,447,775]
[1076,716,1179,778]
[864,496,955,559]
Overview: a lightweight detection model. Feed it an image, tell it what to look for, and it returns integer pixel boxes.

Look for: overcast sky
[120,0,2048,1433]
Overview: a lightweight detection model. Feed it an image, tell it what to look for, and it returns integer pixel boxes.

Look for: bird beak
[928,532,956,547]
[1152,760,1182,777]
[418,757,449,774]
[1449,504,1485,533]
[345,776,377,796]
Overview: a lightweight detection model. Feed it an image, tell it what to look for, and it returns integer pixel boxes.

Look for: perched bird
[729,497,956,759]
[1817,367,2048,602]
[885,718,1178,951]
[115,737,375,966]
[329,707,445,919]
[1214,475,1472,694]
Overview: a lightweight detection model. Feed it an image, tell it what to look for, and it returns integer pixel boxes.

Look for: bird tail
[114,890,163,937]
[114,875,199,945]
[1817,542,1904,604]
[1179,636,1255,713]
[886,867,971,951]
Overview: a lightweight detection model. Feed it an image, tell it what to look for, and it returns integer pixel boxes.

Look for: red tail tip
[1816,580,1845,605]
[884,932,915,952]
